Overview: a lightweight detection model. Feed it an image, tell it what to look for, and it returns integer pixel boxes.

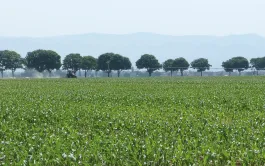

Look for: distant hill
[1,32,265,67]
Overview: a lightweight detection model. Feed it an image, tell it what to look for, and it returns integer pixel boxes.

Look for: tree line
[0,49,265,78]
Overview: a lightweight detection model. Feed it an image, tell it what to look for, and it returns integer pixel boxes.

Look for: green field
[0,77,265,165]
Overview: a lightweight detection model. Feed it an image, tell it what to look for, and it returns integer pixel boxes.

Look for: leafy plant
[0,77,264,165]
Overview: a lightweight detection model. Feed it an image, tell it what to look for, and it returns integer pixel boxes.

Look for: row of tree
[1,49,265,78]
[0,50,132,78]
[156,56,254,77]
[162,57,211,77]
[26,51,134,77]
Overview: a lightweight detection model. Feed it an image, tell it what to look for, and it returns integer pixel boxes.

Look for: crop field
[0,77,265,165]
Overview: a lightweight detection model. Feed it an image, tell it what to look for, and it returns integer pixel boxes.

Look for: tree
[0,50,23,77]
[163,59,175,76]
[26,49,61,77]
[110,54,124,77]
[122,57,132,71]
[173,57,190,76]
[222,60,234,76]
[116,56,132,77]
[81,56,97,77]
[250,57,265,75]
[97,53,130,77]
[63,53,82,74]
[136,54,161,76]
[97,53,115,77]
[0,51,5,78]
[223,57,249,76]
[191,58,211,76]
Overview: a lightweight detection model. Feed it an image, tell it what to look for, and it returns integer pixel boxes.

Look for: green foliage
[0,77,265,165]
[116,56,132,77]
[97,53,114,72]
[81,56,97,77]
[122,57,132,70]
[1,50,22,70]
[136,54,161,76]
[250,57,265,70]
[222,60,234,73]
[222,57,249,74]
[97,53,132,77]
[110,54,124,71]
[173,57,190,76]
[25,49,61,73]
[163,58,190,76]
[0,50,23,77]
[191,58,211,72]
[81,56,97,70]
[63,53,82,73]
[163,59,175,72]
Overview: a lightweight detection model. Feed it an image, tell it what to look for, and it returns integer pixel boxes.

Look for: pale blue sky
[0,0,264,37]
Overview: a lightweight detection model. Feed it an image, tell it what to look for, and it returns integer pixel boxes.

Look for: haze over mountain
[1,32,265,68]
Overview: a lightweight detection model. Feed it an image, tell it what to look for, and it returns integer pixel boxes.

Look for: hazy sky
[0,0,264,37]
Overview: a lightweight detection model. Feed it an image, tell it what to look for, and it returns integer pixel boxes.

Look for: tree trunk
[201,71,203,77]
[12,70,15,78]
[229,72,231,76]
[48,71,52,77]
[181,70,184,76]
[108,71,110,77]
[257,70,259,76]
[85,70,87,78]
[118,70,121,77]
[149,72,152,77]
[170,70,173,77]
[0,71,3,78]
[90,69,93,77]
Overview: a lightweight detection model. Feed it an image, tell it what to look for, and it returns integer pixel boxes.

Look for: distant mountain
[1,32,265,68]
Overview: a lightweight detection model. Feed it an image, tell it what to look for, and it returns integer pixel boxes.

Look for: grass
[0,76,265,165]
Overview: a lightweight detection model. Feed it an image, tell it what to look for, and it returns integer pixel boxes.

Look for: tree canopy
[136,54,161,76]
[173,57,190,76]
[122,57,132,71]
[191,58,211,76]
[25,49,61,76]
[222,57,249,75]
[97,53,116,77]
[63,53,82,73]
[81,56,97,77]
[0,50,22,77]
[115,56,132,77]
[222,60,234,74]
[163,59,176,76]
[250,57,265,75]
[163,59,174,72]
[110,54,124,71]
[97,53,131,77]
